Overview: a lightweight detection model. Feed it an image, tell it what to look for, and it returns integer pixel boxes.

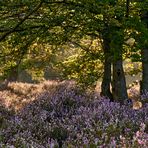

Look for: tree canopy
[0,0,148,101]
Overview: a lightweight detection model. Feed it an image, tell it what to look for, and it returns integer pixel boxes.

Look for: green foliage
[0,0,147,86]
[60,50,103,88]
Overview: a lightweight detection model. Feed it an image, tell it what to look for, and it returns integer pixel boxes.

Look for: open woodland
[0,0,148,147]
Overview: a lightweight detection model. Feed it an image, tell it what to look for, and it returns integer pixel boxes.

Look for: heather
[0,81,148,147]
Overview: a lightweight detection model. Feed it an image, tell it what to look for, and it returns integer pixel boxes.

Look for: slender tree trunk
[101,33,113,101]
[141,48,148,94]
[101,56,113,100]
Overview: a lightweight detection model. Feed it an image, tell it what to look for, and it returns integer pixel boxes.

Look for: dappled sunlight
[127,84,148,110]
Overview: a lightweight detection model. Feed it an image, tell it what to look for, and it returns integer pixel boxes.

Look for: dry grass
[0,80,60,112]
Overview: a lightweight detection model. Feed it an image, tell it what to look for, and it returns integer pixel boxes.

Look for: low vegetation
[0,81,147,147]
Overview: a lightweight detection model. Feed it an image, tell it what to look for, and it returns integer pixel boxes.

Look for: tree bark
[7,66,18,82]
[109,27,128,103]
[0,79,9,90]
[101,56,113,101]
[141,48,148,93]
[112,57,128,103]
[0,66,18,90]
[101,32,113,101]
[140,11,148,94]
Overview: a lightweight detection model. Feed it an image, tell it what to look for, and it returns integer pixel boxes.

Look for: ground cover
[0,81,147,147]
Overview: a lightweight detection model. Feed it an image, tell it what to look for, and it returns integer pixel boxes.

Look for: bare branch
[0,25,46,33]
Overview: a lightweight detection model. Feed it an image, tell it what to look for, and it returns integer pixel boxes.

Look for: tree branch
[0,1,43,42]
[126,0,130,17]
[0,25,46,33]
[67,39,91,53]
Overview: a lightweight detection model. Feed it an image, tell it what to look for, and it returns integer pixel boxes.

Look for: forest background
[0,0,148,147]
[0,0,148,102]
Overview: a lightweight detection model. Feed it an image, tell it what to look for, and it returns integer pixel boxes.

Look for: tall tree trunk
[101,32,113,101]
[110,27,128,103]
[141,48,148,93]
[140,11,148,94]
[112,60,128,102]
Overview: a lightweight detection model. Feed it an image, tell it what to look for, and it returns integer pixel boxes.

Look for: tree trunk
[140,11,148,94]
[101,33,113,101]
[141,48,148,94]
[7,66,18,82]
[112,57,128,103]
[109,27,128,103]
[101,57,113,100]
[0,66,18,90]
[0,79,9,90]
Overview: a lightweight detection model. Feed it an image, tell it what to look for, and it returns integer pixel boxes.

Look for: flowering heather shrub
[0,81,148,147]
[141,90,148,104]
